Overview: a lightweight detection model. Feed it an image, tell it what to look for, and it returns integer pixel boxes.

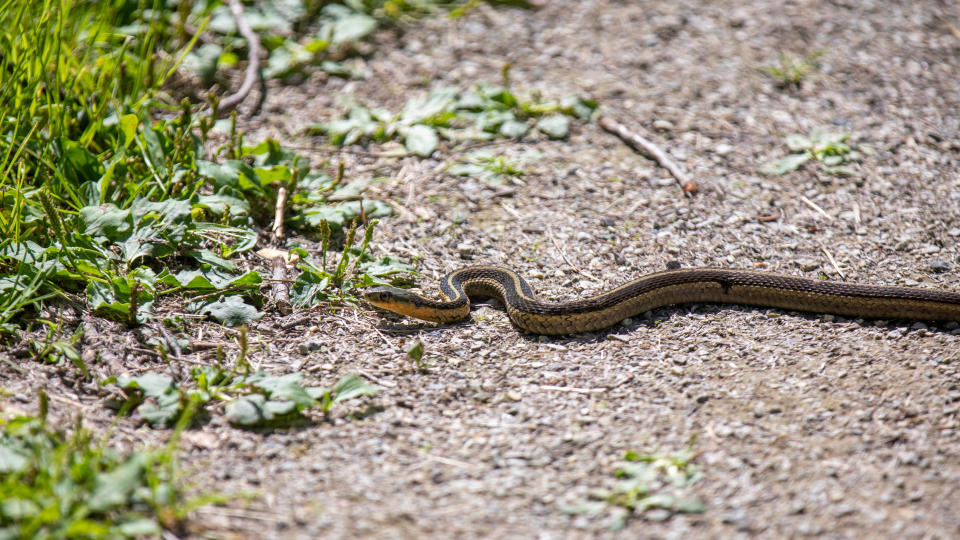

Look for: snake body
[363,265,960,335]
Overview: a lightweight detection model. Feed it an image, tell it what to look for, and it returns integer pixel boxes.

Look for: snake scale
[364,265,960,335]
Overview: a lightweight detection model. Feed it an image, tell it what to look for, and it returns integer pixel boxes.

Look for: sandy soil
[4,0,960,538]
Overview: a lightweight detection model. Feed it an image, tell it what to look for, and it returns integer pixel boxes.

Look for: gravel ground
[4,0,960,538]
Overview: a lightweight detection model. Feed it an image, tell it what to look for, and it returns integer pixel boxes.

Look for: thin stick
[157,324,183,361]
[270,257,292,315]
[799,195,833,220]
[819,243,846,280]
[546,225,602,283]
[598,115,697,196]
[272,186,288,240]
[219,0,263,115]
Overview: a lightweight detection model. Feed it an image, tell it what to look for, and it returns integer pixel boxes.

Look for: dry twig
[598,115,698,196]
[272,186,288,241]
[219,0,264,115]
[270,257,292,315]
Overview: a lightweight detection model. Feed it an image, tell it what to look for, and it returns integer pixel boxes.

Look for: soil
[4,0,960,538]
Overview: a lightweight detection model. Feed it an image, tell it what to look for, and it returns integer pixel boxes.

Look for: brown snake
[364,265,960,335]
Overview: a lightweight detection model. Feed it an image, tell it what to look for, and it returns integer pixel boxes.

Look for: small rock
[653,119,674,131]
[669,366,684,376]
[929,260,950,273]
[753,402,766,418]
[457,242,476,259]
[600,217,615,227]
[715,143,734,155]
[696,394,710,404]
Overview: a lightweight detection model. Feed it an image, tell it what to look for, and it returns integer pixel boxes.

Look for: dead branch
[219,0,264,115]
[598,115,698,196]
[270,257,292,316]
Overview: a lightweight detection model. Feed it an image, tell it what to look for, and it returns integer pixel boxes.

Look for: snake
[363,265,960,335]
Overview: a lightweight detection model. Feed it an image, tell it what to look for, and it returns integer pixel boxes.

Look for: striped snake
[363,265,960,335]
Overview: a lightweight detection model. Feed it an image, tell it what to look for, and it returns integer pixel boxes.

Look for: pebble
[928,260,950,273]
[715,143,734,155]
[753,402,766,418]
[696,394,710,404]
[653,119,674,131]
[297,340,323,354]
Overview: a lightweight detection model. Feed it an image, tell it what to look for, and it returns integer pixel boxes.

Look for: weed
[0,399,224,538]
[762,52,822,87]
[448,151,526,185]
[562,445,705,530]
[308,82,598,156]
[407,340,427,372]
[760,130,872,176]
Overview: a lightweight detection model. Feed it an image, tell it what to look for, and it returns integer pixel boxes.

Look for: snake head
[363,286,418,311]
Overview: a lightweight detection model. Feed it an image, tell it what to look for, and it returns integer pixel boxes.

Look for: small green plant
[562,446,705,530]
[448,151,526,184]
[109,360,379,429]
[0,401,223,537]
[762,52,822,87]
[760,130,871,177]
[407,340,427,372]
[308,82,598,156]
[224,372,379,427]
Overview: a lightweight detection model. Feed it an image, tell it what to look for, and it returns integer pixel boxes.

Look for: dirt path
[6,1,960,538]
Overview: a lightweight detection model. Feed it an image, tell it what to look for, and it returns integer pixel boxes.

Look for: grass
[0,395,224,539]
[762,52,822,87]
[0,0,431,339]
[108,327,379,428]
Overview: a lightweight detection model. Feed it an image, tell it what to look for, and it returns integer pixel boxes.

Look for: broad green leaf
[332,375,378,403]
[119,114,139,148]
[0,446,29,474]
[401,87,458,124]
[404,124,439,157]
[291,270,329,307]
[536,115,570,139]
[79,204,131,240]
[116,373,174,398]
[117,519,162,536]
[197,160,265,196]
[139,392,182,426]
[200,295,262,326]
[759,153,810,175]
[247,371,315,407]
[407,341,424,362]
[784,134,811,152]
[328,13,377,44]
[88,453,147,511]
[1,498,39,519]
[195,189,251,217]
[499,119,529,138]
[225,394,264,426]
[187,249,236,271]
[57,138,103,184]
